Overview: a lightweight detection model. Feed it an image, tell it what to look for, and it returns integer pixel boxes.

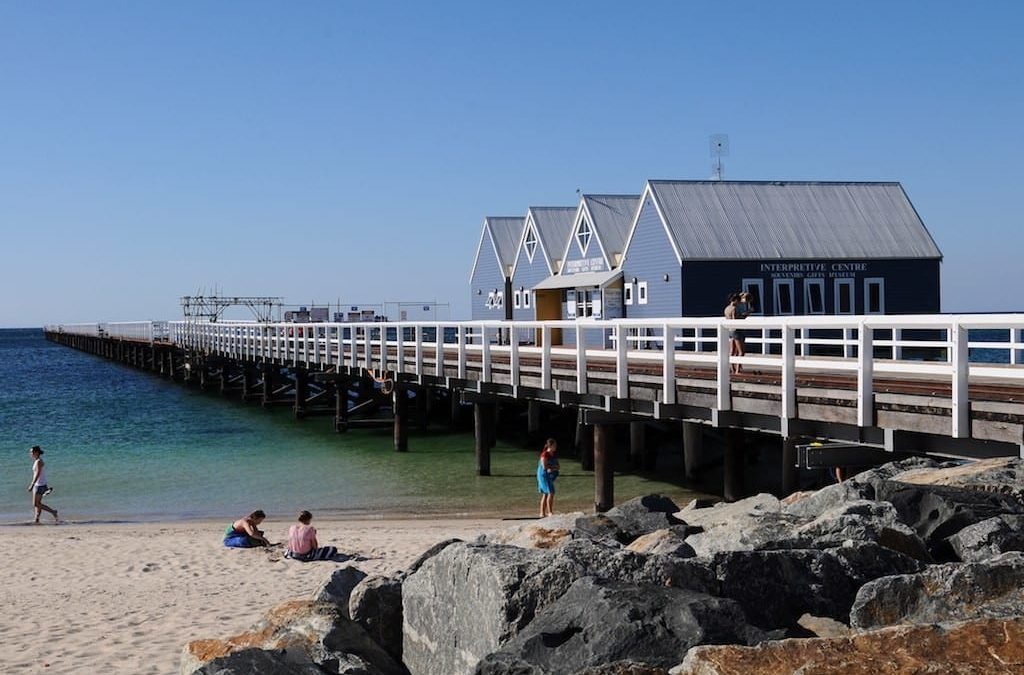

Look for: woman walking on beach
[28,446,58,524]
[223,510,270,548]
[285,511,338,561]
[537,438,560,518]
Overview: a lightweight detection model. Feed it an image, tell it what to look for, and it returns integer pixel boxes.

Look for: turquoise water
[0,329,698,523]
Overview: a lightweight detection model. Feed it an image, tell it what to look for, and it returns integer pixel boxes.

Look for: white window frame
[576,220,592,255]
[741,278,764,315]
[523,290,531,309]
[513,289,521,309]
[804,278,826,315]
[834,278,855,315]
[864,277,885,315]
[524,226,538,263]
[624,282,634,306]
[637,281,648,305]
[773,279,795,316]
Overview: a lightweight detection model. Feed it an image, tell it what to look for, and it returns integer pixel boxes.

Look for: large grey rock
[605,495,684,541]
[947,514,1024,562]
[402,538,717,675]
[404,537,462,575]
[349,575,404,664]
[314,566,369,613]
[191,648,325,675]
[477,513,584,550]
[784,500,930,561]
[571,514,630,545]
[473,577,765,675]
[626,528,695,558]
[680,495,797,557]
[850,551,1024,630]
[892,457,1024,506]
[679,493,780,529]
[712,543,923,629]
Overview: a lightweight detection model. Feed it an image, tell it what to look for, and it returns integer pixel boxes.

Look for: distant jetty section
[46,313,1024,508]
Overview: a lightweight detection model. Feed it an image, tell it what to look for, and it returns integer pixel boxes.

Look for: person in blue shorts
[223,510,270,548]
[537,438,560,518]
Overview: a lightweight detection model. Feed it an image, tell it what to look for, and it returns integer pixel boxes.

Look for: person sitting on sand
[28,446,58,524]
[284,511,338,561]
[537,438,560,518]
[224,510,270,548]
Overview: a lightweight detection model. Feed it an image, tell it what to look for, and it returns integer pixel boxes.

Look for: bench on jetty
[45,315,1024,509]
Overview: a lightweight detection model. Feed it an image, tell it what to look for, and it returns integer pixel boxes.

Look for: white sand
[0,516,504,675]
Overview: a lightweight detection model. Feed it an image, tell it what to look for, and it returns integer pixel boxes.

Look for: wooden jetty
[45,315,1024,510]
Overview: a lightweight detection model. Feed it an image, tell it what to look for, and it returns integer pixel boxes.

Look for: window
[864,278,885,314]
[576,289,596,318]
[513,290,521,309]
[524,226,538,262]
[624,283,634,305]
[804,278,825,314]
[485,291,496,309]
[565,289,577,318]
[834,279,854,315]
[523,290,531,309]
[637,281,648,305]
[576,219,592,255]
[773,279,795,315]
[741,279,764,315]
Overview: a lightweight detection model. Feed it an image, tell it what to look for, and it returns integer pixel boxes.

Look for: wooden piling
[577,415,594,471]
[593,423,614,512]
[393,389,409,452]
[293,368,308,418]
[683,422,703,481]
[474,401,493,476]
[724,427,746,502]
[527,400,542,437]
[781,437,799,497]
[629,421,646,469]
[334,379,349,432]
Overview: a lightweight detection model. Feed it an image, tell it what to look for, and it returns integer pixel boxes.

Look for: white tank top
[33,460,47,487]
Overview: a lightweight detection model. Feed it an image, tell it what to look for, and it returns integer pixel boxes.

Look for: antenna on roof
[710,134,729,180]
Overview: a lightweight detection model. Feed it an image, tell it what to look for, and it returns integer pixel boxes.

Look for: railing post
[576,323,588,394]
[414,326,423,381]
[363,325,373,372]
[662,323,676,405]
[481,326,492,384]
[844,328,856,359]
[510,332,520,389]
[951,320,969,438]
[615,323,628,399]
[541,325,552,390]
[893,328,903,361]
[396,324,405,376]
[857,322,874,428]
[716,324,732,411]
[1013,328,1022,366]
[435,324,444,378]
[781,324,795,430]
[457,325,467,379]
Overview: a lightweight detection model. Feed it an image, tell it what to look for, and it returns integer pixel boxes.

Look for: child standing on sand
[537,438,560,518]
[28,446,58,524]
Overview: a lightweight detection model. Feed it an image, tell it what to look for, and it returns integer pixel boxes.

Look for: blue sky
[1,1,1021,327]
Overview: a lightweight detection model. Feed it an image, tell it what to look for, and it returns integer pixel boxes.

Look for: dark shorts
[34,485,48,496]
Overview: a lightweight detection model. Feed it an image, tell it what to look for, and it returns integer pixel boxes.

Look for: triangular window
[576,220,592,255]
[524,226,538,263]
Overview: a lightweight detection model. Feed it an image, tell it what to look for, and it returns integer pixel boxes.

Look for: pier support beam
[241,366,256,399]
[474,401,494,476]
[527,400,542,438]
[261,364,275,407]
[393,389,409,452]
[415,388,429,430]
[630,421,646,470]
[781,437,799,497]
[683,422,703,481]
[294,369,308,419]
[723,427,746,503]
[334,379,349,433]
[593,423,614,513]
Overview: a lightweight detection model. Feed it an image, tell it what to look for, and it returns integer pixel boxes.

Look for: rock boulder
[314,566,368,612]
[947,514,1024,562]
[349,575,404,664]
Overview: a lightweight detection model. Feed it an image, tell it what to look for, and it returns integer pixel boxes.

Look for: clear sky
[1,1,1021,327]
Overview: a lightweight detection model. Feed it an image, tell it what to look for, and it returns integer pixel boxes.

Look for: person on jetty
[224,510,270,548]
[537,438,560,518]
[724,293,746,374]
[28,446,58,524]
[285,511,338,561]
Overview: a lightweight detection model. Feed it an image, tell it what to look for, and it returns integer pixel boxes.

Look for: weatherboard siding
[621,197,682,318]
[561,221,609,275]
[510,245,550,342]
[470,228,509,321]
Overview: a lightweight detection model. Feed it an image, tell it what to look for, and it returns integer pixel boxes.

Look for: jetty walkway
[45,315,1024,508]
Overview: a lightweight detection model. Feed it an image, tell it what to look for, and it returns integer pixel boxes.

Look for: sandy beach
[0,516,504,675]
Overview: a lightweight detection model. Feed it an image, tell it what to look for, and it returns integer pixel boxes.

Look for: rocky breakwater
[181,457,1024,675]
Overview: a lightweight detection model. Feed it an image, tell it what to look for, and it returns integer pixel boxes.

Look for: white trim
[637,280,649,305]
[624,282,634,305]
[835,278,855,315]
[741,278,764,315]
[620,182,684,269]
[575,218,593,257]
[523,289,531,309]
[773,278,796,315]
[510,210,555,279]
[864,277,885,314]
[804,278,826,315]
[557,198,614,275]
[523,224,538,264]
[513,289,522,309]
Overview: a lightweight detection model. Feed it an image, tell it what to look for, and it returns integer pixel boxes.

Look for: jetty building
[470,216,525,321]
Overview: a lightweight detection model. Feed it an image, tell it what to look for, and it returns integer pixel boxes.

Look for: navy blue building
[469,216,525,321]
[620,180,942,319]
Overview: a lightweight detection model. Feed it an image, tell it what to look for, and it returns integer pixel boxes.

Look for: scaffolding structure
[180,296,283,323]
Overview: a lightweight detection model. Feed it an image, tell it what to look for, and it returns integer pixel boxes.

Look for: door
[535,289,563,345]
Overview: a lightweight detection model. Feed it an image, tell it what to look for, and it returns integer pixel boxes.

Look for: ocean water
[0,329,698,523]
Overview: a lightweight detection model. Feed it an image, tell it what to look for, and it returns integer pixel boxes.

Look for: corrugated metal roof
[533,269,622,291]
[528,207,577,272]
[583,194,639,259]
[486,216,526,269]
[646,181,942,260]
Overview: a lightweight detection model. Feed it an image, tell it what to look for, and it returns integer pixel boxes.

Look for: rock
[314,566,368,612]
[626,529,695,558]
[349,575,404,664]
[572,514,629,545]
[796,614,851,638]
[850,551,1024,630]
[474,577,765,674]
[892,457,1024,506]
[575,663,671,675]
[672,617,1024,675]
[605,495,684,541]
[681,495,797,557]
[947,514,1024,562]
[786,500,931,561]
[678,493,780,529]
[477,513,583,550]
[873,481,1024,559]
[190,647,325,675]
[180,600,404,675]
[404,537,462,575]
[712,543,923,629]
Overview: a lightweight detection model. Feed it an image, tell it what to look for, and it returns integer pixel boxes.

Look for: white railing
[50,315,1024,440]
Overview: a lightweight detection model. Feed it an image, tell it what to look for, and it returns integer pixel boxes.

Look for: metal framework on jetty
[45,315,1024,510]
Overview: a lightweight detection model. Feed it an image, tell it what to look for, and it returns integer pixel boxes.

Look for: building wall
[620,196,683,319]
[680,258,941,317]
[509,243,553,342]
[561,217,609,275]
[470,229,510,321]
